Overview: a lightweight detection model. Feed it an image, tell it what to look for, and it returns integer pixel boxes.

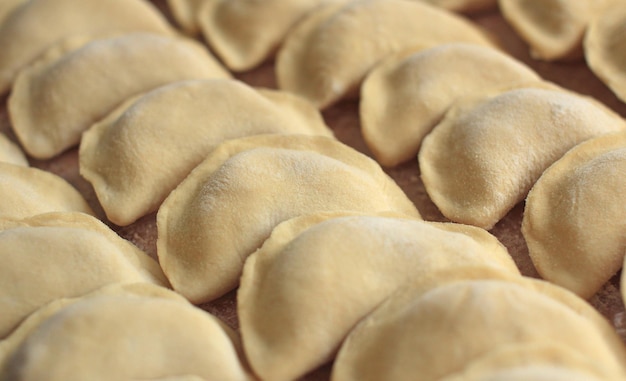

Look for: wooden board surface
[1,2,625,380]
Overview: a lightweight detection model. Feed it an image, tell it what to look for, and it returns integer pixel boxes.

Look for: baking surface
[1,2,626,380]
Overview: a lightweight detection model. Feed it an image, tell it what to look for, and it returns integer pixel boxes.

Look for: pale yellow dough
[499,0,614,61]
[0,283,187,372]
[0,212,169,339]
[0,162,93,221]
[361,43,540,167]
[584,2,626,104]
[79,78,333,226]
[332,280,626,381]
[0,0,25,25]
[0,0,175,94]
[198,0,340,71]
[239,214,519,381]
[276,0,495,109]
[157,134,420,304]
[1,292,252,381]
[0,133,27,167]
[167,0,207,35]
[523,131,626,299]
[9,33,230,159]
[438,343,619,381]
[419,87,626,229]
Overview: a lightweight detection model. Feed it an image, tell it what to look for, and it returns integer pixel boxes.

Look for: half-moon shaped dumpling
[0,132,27,166]
[0,0,176,94]
[157,134,421,303]
[276,0,495,109]
[198,0,336,72]
[238,214,519,381]
[416,0,497,13]
[332,279,626,381]
[522,131,626,299]
[498,0,614,61]
[438,343,618,381]
[0,162,93,221]
[419,87,626,229]
[0,283,187,372]
[361,43,540,167]
[1,292,252,381]
[9,33,230,159]
[584,2,626,104]
[0,212,169,338]
[80,78,333,226]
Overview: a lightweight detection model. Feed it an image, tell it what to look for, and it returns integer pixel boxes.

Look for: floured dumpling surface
[1,294,252,381]
[276,0,495,109]
[0,0,175,94]
[79,78,333,226]
[0,283,187,372]
[499,0,614,61]
[157,134,420,304]
[0,162,93,221]
[584,2,626,104]
[239,214,518,381]
[0,132,27,166]
[0,212,168,339]
[198,0,338,71]
[361,43,540,166]
[419,87,626,229]
[332,280,626,381]
[9,33,230,159]
[522,131,626,299]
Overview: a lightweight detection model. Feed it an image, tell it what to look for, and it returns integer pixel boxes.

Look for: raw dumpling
[9,33,230,159]
[584,2,626,104]
[522,131,626,299]
[1,292,252,381]
[79,78,333,226]
[419,87,626,229]
[361,43,540,167]
[157,134,421,303]
[198,0,337,71]
[0,0,175,94]
[0,283,187,372]
[499,0,614,61]
[0,162,93,221]
[239,214,519,381]
[0,132,27,166]
[0,212,169,338]
[416,0,497,13]
[167,0,206,35]
[276,0,495,109]
[332,280,626,381]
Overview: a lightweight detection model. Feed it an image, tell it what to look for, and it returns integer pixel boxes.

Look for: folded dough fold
[0,0,175,94]
[157,134,420,304]
[361,43,540,166]
[0,212,168,338]
[239,214,519,381]
[276,0,495,109]
[419,87,626,229]
[79,78,332,226]
[9,33,230,159]
[523,131,626,299]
